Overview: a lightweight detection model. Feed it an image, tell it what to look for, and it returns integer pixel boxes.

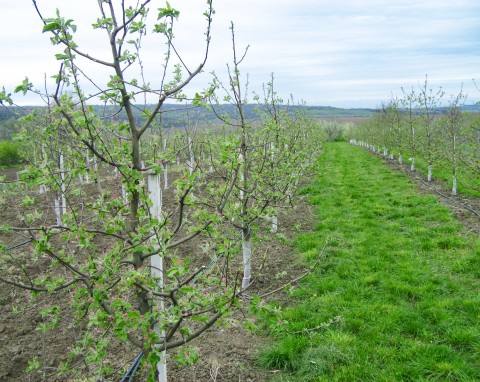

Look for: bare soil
[0,167,317,382]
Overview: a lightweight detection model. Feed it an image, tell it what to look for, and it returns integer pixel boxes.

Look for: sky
[0,0,478,108]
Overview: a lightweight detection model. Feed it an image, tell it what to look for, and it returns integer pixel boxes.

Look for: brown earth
[0,167,317,382]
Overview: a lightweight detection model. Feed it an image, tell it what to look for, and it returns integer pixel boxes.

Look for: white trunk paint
[241,235,252,290]
[452,175,457,196]
[147,172,167,382]
[187,137,194,175]
[163,164,168,190]
[85,150,90,184]
[163,138,168,189]
[271,215,278,234]
[399,154,403,165]
[121,184,127,203]
[270,143,278,233]
[239,153,244,201]
[410,157,415,172]
[59,153,67,216]
[427,165,433,182]
[54,198,62,226]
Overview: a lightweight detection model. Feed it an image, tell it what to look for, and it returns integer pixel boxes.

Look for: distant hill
[0,103,376,127]
[0,103,477,129]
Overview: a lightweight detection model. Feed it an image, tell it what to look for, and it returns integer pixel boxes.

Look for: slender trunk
[241,228,252,289]
[187,137,194,175]
[163,138,168,190]
[147,172,167,381]
[54,198,62,226]
[270,142,278,233]
[452,132,458,196]
[85,150,90,184]
[59,153,67,216]
[452,172,457,196]
[410,157,415,172]
[398,154,403,165]
[163,164,168,190]
[427,165,433,182]
[271,215,278,234]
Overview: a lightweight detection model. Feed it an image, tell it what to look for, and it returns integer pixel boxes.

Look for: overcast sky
[0,0,478,108]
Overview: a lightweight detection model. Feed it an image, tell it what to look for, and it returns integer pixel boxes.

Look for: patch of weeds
[258,336,306,372]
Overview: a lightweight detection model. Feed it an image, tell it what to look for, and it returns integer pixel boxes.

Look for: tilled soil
[0,167,317,382]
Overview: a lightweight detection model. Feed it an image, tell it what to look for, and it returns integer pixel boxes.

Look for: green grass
[257,142,480,382]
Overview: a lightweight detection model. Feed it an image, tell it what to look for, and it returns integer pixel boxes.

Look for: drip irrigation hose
[120,351,143,382]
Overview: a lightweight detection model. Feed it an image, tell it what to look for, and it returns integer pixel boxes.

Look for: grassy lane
[258,143,480,382]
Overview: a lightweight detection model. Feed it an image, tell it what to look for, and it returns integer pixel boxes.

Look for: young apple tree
[0,2,249,381]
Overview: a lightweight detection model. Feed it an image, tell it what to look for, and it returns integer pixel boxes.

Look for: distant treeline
[1,103,478,135]
[0,103,378,127]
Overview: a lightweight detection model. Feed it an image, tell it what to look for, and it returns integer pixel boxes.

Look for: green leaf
[14,78,33,95]
[55,53,70,60]
[42,22,61,33]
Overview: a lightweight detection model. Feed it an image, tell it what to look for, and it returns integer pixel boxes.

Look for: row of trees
[0,2,323,381]
[351,77,479,196]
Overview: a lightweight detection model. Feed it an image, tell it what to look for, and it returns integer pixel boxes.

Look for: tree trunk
[147,171,167,382]
[241,228,252,289]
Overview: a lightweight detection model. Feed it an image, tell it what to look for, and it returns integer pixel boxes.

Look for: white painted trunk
[399,154,403,165]
[410,157,415,172]
[163,136,168,189]
[121,184,127,203]
[239,153,244,201]
[187,137,194,175]
[390,151,394,160]
[270,143,277,233]
[147,172,167,382]
[427,165,433,182]
[271,215,278,233]
[54,198,62,226]
[241,235,252,289]
[452,175,457,196]
[59,154,67,216]
[163,164,168,190]
[85,151,90,183]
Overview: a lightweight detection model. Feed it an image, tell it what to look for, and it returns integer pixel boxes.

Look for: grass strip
[257,142,480,382]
